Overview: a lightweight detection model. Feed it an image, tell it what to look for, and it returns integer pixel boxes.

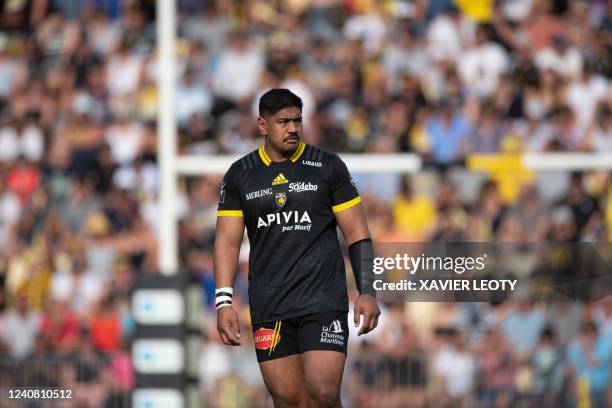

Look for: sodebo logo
[288,182,318,193]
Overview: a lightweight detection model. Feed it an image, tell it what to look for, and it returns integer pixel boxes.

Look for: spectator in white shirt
[106,40,144,97]
[565,65,609,132]
[342,4,387,56]
[427,7,471,63]
[50,257,105,317]
[586,104,612,152]
[458,25,509,98]
[382,28,428,94]
[105,112,144,165]
[535,35,583,79]
[0,115,45,163]
[431,328,476,405]
[0,178,21,250]
[0,294,41,360]
[212,30,264,103]
[175,68,212,127]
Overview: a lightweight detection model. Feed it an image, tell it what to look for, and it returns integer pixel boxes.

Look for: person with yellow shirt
[392,177,437,239]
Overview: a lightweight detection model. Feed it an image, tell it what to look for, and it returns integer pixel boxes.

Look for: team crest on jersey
[275,192,287,207]
[272,173,288,185]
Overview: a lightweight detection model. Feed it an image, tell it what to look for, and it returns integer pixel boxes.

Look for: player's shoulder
[227,148,266,175]
[301,144,340,168]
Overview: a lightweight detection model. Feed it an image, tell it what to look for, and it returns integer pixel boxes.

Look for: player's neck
[263,142,299,162]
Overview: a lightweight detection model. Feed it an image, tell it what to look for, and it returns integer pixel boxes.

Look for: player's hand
[353,294,381,336]
[217,307,241,346]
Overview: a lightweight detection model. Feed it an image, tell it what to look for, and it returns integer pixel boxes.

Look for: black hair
[258,88,303,118]
[541,326,556,340]
[581,320,598,334]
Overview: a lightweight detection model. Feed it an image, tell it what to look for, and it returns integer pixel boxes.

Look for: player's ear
[257,116,267,136]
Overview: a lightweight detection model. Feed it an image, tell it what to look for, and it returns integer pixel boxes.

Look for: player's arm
[214,170,245,346]
[336,204,381,335]
[214,215,244,346]
[329,154,380,335]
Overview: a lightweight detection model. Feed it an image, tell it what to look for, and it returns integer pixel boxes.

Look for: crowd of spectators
[0,0,610,407]
[171,0,611,159]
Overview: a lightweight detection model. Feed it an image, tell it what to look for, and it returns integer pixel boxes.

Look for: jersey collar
[258,142,305,166]
[258,146,272,165]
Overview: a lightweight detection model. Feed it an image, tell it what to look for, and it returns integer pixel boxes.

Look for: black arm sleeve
[348,238,376,297]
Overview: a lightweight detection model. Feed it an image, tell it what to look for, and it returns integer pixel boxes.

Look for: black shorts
[252,310,349,362]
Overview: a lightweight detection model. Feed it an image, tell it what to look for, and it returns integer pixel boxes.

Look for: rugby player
[214,88,380,407]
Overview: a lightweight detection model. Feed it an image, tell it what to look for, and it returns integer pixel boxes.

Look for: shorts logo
[320,320,345,346]
[327,320,343,333]
[272,173,288,185]
[275,192,286,207]
[254,322,282,354]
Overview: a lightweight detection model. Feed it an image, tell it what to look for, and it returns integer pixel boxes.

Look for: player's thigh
[296,311,349,404]
[259,354,308,405]
[301,350,346,402]
[253,319,306,405]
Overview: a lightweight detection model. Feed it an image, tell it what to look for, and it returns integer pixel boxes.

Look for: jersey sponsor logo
[302,159,322,167]
[254,327,281,350]
[271,173,289,185]
[288,181,318,193]
[245,188,273,200]
[275,192,286,207]
[257,210,312,230]
[219,182,226,204]
[320,320,345,346]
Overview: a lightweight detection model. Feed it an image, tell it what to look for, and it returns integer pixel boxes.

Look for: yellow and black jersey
[217,143,361,324]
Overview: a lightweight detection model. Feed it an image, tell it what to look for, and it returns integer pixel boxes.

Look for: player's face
[259,107,303,155]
